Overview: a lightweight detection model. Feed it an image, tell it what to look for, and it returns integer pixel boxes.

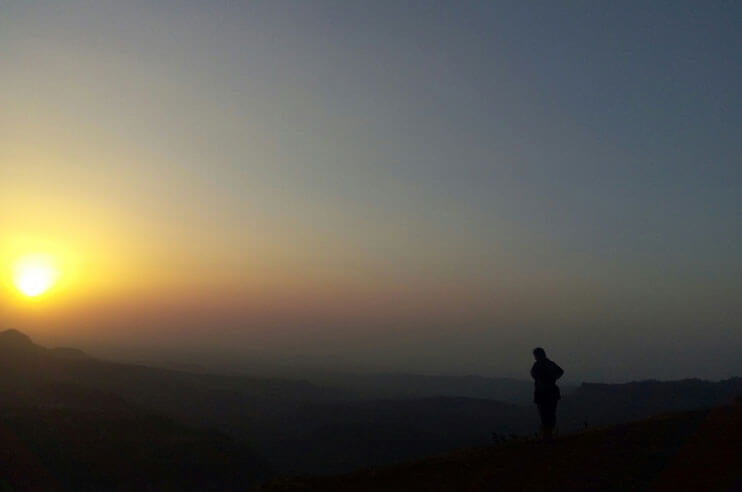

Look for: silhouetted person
[531,347,563,441]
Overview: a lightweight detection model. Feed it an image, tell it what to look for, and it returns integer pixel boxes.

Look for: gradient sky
[1,1,740,381]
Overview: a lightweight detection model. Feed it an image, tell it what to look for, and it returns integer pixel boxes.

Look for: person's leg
[545,400,556,439]
[538,401,556,441]
[537,403,550,440]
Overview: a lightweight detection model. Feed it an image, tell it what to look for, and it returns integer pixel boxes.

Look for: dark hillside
[0,330,533,474]
[0,329,274,489]
[0,407,271,491]
[259,403,742,491]
[257,397,531,474]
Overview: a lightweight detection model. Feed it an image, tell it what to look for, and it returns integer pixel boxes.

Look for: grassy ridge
[259,404,741,491]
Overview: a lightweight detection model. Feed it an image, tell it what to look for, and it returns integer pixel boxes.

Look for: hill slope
[259,403,742,491]
[0,330,274,490]
[0,407,272,491]
[0,330,534,474]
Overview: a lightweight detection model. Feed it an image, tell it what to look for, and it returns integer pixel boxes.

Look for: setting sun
[11,254,59,298]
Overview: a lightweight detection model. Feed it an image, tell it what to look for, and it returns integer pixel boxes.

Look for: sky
[1,0,740,382]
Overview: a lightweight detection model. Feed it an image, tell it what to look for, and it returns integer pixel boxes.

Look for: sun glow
[11,254,59,298]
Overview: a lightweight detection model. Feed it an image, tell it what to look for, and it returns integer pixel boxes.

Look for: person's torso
[532,359,560,394]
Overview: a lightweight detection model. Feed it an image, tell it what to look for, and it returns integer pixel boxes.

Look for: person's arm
[552,362,564,380]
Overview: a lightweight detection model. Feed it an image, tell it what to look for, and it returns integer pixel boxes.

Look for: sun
[11,254,59,298]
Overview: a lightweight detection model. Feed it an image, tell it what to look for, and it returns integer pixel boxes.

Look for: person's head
[533,347,546,361]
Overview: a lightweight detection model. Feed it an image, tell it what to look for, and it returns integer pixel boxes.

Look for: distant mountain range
[560,378,742,429]
[0,328,740,487]
[304,371,546,404]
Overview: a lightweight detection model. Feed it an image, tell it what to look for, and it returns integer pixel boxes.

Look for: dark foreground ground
[259,403,742,492]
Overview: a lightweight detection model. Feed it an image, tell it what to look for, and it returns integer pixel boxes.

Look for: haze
[1,1,740,382]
